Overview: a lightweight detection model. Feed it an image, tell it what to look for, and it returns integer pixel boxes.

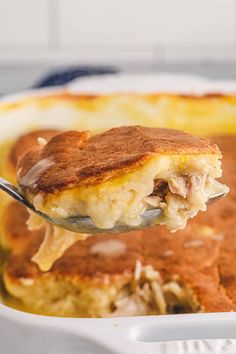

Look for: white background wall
[0,0,235,65]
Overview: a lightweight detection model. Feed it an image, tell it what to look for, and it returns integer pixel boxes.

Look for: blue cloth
[34,66,118,88]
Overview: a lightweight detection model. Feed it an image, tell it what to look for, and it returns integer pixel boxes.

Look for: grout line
[48,0,60,49]
[234,0,236,48]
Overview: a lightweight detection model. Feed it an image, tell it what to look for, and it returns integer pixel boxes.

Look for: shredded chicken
[110,261,197,317]
[144,171,228,232]
[168,176,188,198]
[28,212,89,272]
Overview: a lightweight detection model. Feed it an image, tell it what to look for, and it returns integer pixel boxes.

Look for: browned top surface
[9,129,59,169]
[5,220,234,312]
[2,201,45,253]
[216,137,236,303]
[219,229,236,303]
[192,136,236,307]
[0,91,234,113]
[142,225,235,312]
[18,126,220,194]
[193,136,236,232]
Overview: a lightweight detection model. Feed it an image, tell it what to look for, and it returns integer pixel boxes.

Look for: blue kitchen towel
[34,66,118,88]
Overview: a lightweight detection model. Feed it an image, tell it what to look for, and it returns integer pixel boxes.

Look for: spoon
[0,176,227,234]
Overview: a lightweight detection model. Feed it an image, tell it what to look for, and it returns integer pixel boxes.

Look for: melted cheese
[90,239,126,257]
[32,224,88,272]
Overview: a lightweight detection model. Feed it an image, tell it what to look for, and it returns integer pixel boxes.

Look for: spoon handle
[0,177,34,210]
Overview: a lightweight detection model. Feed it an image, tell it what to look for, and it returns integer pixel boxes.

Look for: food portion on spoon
[17,125,229,234]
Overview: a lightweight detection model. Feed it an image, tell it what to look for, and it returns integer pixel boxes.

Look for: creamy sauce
[183,239,204,248]
[20,158,54,188]
[37,137,47,146]
[90,239,127,257]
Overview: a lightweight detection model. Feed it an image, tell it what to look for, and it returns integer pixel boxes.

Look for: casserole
[1,73,236,354]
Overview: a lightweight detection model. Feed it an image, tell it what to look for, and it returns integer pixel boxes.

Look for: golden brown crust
[5,222,234,312]
[214,138,236,304]
[143,225,235,312]
[193,136,236,232]
[180,271,235,312]
[187,135,236,309]
[1,201,45,253]
[0,91,233,114]
[9,129,59,169]
[18,126,220,194]
[5,230,143,280]
[219,227,236,305]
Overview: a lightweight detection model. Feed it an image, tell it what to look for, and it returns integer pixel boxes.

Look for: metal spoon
[0,176,227,234]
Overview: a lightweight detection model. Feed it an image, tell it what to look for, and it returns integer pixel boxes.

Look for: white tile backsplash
[155,0,235,45]
[59,0,235,46]
[0,0,235,64]
[0,0,49,45]
[59,0,168,45]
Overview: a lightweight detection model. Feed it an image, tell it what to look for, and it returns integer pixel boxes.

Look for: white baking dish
[2,304,236,354]
[1,73,236,354]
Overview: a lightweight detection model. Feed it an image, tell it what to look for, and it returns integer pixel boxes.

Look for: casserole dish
[1,73,236,354]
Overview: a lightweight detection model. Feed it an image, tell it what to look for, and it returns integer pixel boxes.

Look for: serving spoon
[0,176,227,234]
